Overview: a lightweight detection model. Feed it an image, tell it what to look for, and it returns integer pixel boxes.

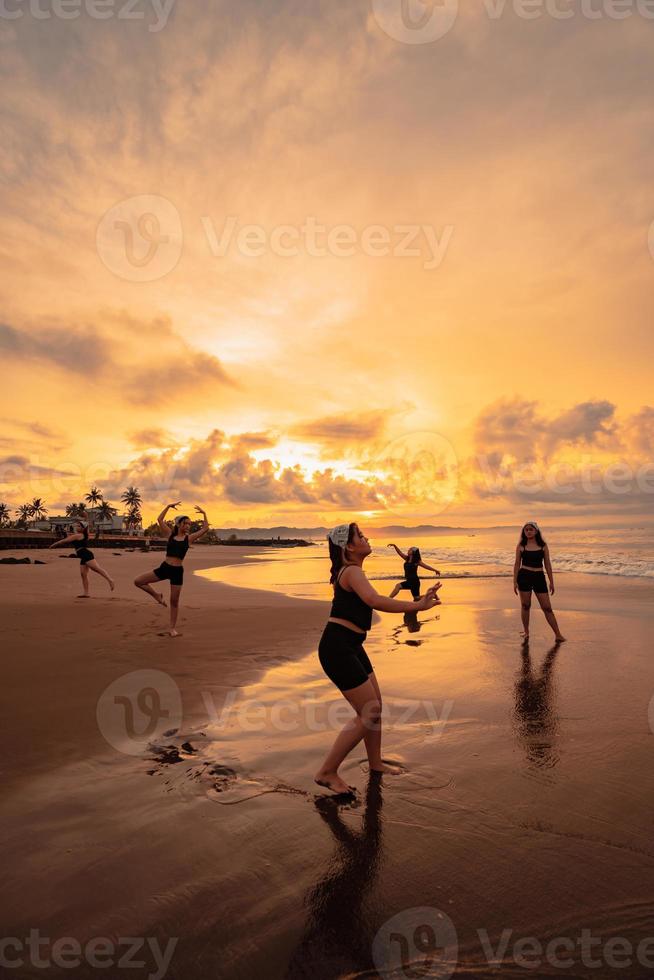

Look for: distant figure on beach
[513,521,565,643]
[315,523,442,795]
[134,501,209,637]
[387,542,441,600]
[48,520,115,597]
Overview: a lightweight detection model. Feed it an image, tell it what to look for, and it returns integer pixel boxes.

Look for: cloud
[0,321,111,374]
[129,428,177,449]
[0,313,235,405]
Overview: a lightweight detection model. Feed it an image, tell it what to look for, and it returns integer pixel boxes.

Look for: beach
[2,545,654,979]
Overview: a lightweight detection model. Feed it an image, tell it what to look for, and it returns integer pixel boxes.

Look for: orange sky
[1,2,653,526]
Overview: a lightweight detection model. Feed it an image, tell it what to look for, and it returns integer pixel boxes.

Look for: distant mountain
[213,524,516,539]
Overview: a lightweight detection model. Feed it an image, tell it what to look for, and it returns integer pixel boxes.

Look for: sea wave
[410,547,654,579]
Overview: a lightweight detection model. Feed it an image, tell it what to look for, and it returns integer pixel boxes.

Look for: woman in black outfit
[387,542,441,600]
[513,521,565,643]
[134,501,209,636]
[315,522,441,795]
[48,520,115,597]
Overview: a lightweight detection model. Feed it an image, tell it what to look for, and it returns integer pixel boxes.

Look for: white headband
[523,520,540,531]
[327,523,350,549]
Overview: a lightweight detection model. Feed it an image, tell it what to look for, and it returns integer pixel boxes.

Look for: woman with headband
[134,501,209,637]
[315,522,442,795]
[513,521,565,643]
[48,520,115,597]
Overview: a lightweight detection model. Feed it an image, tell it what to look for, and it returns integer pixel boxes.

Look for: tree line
[0,487,143,530]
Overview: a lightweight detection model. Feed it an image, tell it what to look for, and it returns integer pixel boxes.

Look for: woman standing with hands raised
[134,501,209,636]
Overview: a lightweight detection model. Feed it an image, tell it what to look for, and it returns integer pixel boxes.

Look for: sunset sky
[1,0,653,527]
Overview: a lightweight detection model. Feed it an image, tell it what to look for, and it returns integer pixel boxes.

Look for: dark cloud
[126,352,235,405]
[129,428,176,449]
[0,321,110,374]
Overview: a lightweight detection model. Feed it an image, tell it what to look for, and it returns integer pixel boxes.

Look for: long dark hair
[520,526,546,548]
[408,547,421,564]
[328,522,357,585]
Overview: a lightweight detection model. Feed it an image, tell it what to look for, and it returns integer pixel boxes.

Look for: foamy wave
[414,547,654,579]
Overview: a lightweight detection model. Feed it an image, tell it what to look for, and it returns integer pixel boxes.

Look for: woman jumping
[315,523,441,795]
[513,521,565,643]
[48,521,115,597]
[134,501,209,637]
[387,542,441,601]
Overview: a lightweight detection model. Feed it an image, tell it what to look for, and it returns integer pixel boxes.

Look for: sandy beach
[2,545,654,979]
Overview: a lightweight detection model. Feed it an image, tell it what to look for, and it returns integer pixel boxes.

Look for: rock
[34,560,45,564]
[0,556,31,564]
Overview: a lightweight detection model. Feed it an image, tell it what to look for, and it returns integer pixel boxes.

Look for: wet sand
[1,546,654,979]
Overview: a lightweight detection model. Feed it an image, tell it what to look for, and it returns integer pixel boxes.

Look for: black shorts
[153,561,184,586]
[517,569,548,594]
[399,579,420,599]
[77,548,94,565]
[319,622,374,692]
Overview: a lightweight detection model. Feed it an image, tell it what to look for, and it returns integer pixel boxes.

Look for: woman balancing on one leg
[315,523,441,795]
[387,542,441,601]
[134,502,209,637]
[513,521,565,643]
[48,520,115,597]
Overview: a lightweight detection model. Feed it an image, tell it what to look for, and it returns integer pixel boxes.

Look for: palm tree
[65,503,79,518]
[125,506,142,530]
[16,503,32,529]
[85,486,103,509]
[121,486,142,510]
[96,500,117,522]
[0,503,10,526]
[30,498,47,522]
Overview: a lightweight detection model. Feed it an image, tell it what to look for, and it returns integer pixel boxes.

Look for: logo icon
[372,430,459,519]
[97,669,183,755]
[371,0,459,44]
[373,906,458,978]
[96,194,183,281]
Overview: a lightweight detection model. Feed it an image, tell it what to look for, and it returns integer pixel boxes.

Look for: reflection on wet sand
[513,644,560,772]
[286,776,384,978]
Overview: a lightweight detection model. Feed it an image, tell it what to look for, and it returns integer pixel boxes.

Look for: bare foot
[155,593,167,607]
[169,629,181,637]
[554,635,567,643]
[314,771,354,795]
[369,762,403,775]
[109,580,115,592]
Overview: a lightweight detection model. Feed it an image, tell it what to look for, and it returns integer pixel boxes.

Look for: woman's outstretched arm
[189,506,210,543]
[345,566,438,613]
[387,542,408,560]
[48,533,82,549]
[418,560,441,574]
[157,501,180,537]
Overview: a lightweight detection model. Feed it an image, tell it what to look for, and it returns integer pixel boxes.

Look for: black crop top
[74,531,89,553]
[166,534,190,560]
[521,546,544,569]
[404,560,419,580]
[329,566,373,632]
